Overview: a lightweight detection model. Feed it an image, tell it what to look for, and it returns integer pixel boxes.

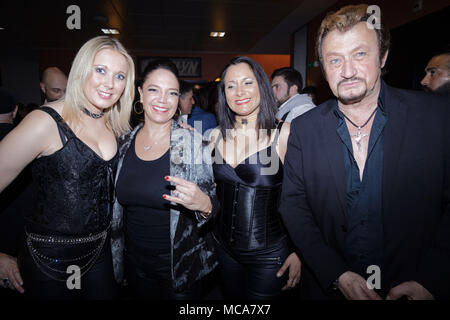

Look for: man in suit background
[280,4,450,300]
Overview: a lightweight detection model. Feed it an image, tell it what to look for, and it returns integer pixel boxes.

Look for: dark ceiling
[0,0,335,53]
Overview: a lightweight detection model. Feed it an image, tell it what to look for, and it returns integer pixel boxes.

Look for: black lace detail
[26,107,117,236]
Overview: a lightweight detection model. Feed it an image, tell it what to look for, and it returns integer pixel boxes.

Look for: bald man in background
[40,67,67,103]
[421,51,450,95]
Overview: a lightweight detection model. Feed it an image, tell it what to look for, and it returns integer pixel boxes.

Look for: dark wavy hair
[217,56,278,141]
[271,67,303,92]
[141,59,179,84]
[139,59,180,120]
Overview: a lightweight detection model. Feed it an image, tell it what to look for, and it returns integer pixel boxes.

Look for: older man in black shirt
[280,4,450,300]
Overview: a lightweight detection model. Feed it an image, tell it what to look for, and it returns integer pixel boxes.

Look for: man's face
[321,22,387,105]
[41,73,67,102]
[421,54,450,94]
[179,89,194,115]
[271,76,291,105]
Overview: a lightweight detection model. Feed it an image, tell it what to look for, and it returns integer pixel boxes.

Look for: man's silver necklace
[341,107,377,152]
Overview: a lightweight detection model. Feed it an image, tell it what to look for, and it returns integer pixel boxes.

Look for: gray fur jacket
[110,120,218,292]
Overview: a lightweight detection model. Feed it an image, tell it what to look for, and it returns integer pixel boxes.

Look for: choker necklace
[236,113,258,126]
[341,106,377,152]
[82,107,104,119]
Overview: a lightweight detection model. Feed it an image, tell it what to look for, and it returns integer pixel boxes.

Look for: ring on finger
[3,278,10,287]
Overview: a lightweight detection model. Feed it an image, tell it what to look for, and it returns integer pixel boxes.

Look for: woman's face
[224,62,261,118]
[84,48,128,112]
[138,68,179,124]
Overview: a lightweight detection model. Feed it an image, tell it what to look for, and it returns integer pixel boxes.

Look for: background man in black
[0,88,25,294]
[421,49,450,95]
[40,67,67,103]
[0,88,17,140]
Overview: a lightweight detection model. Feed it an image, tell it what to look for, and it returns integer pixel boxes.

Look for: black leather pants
[215,236,289,300]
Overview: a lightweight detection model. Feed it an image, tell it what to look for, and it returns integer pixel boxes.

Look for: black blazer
[280,80,450,299]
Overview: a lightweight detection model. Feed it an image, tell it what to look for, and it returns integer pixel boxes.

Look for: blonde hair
[62,36,135,137]
[316,4,390,67]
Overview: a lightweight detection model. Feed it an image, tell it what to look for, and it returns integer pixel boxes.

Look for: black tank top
[115,132,171,254]
[26,107,117,236]
[212,122,286,250]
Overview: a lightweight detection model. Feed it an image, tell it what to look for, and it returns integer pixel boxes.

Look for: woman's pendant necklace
[141,126,170,152]
[143,137,160,151]
[143,141,157,151]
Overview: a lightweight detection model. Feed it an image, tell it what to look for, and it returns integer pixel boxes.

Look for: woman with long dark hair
[210,56,301,299]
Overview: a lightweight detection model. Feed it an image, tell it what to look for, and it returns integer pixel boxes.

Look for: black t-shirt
[116,134,171,254]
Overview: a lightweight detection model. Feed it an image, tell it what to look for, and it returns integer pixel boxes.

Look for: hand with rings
[162,176,212,217]
[277,252,301,291]
[0,252,24,293]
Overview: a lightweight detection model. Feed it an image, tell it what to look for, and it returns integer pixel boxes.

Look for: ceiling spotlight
[210,31,225,38]
[101,28,120,35]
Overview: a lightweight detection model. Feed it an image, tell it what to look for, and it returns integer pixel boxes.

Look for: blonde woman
[0,36,135,299]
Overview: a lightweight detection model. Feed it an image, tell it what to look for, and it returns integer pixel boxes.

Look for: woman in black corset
[112,59,217,299]
[0,36,135,299]
[209,56,301,299]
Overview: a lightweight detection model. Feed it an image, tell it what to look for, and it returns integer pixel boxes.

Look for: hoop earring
[133,101,143,115]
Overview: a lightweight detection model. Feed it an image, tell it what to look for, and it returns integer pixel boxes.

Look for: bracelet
[198,207,212,218]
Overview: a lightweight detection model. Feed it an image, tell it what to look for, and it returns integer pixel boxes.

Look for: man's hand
[387,281,434,300]
[338,271,381,300]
